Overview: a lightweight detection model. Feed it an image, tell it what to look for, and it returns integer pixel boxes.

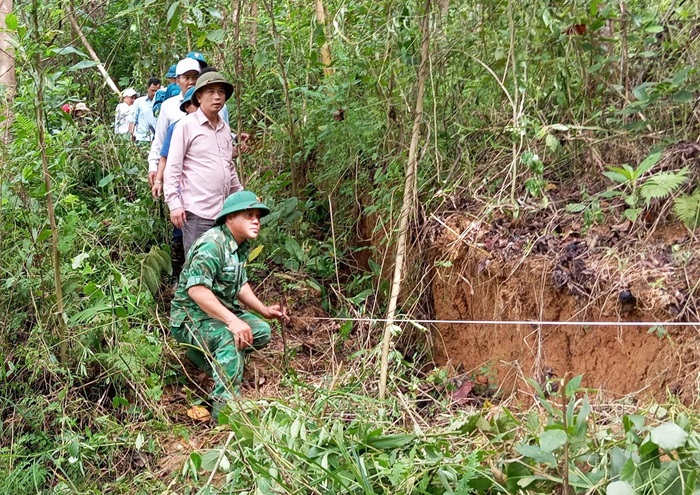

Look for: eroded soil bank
[430,214,700,402]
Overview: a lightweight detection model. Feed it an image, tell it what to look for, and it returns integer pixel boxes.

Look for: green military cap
[216,190,270,225]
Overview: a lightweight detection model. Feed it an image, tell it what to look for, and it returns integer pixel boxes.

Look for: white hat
[75,102,90,112]
[122,87,138,97]
[175,58,201,76]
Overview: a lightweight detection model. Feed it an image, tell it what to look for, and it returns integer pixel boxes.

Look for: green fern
[673,188,700,229]
[640,168,690,204]
[11,113,37,140]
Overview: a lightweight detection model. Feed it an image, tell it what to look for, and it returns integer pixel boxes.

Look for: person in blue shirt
[129,77,161,144]
[151,87,197,281]
[151,86,198,199]
[153,65,179,118]
[154,53,208,118]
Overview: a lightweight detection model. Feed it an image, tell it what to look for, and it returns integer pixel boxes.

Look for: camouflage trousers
[172,312,271,401]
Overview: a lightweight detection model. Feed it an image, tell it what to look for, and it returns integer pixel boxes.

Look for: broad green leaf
[51,46,87,57]
[639,438,660,459]
[564,374,583,398]
[206,7,223,19]
[5,13,17,30]
[200,450,222,471]
[610,446,631,477]
[206,29,226,44]
[633,85,649,101]
[545,133,559,151]
[634,152,661,178]
[98,173,114,187]
[607,480,634,495]
[650,423,688,450]
[69,60,100,71]
[135,433,145,451]
[600,190,622,198]
[573,395,590,438]
[623,414,646,433]
[152,249,173,275]
[253,51,268,72]
[247,244,265,263]
[516,444,557,465]
[542,9,552,28]
[672,90,693,103]
[539,429,567,452]
[141,264,160,296]
[189,451,202,471]
[671,67,692,85]
[620,457,640,484]
[566,203,587,213]
[364,434,415,450]
[166,1,180,24]
[144,252,162,276]
[624,208,641,223]
[603,171,629,184]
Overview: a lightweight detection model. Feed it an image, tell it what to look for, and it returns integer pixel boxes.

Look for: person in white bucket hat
[114,87,138,135]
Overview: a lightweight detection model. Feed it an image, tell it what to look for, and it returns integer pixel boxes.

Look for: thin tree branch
[379,0,432,400]
[65,2,120,96]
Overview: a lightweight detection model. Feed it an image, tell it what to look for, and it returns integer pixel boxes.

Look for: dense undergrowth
[1,0,700,492]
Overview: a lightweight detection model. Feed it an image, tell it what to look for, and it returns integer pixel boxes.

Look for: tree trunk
[0,0,13,254]
[248,0,258,47]
[314,0,333,75]
[262,0,298,195]
[0,0,15,144]
[378,0,431,400]
[34,0,67,364]
[232,0,245,183]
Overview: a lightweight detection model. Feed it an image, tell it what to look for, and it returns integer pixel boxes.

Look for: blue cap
[165,64,177,78]
[179,87,196,112]
[186,51,208,68]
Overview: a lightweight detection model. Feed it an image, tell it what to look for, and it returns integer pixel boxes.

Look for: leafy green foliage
[139,247,172,296]
[674,188,700,230]
[4,0,700,491]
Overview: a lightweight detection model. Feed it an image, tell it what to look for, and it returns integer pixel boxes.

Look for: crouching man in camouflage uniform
[170,190,288,417]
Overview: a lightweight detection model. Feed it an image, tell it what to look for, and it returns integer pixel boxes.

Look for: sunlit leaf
[206,29,226,44]
[607,480,634,495]
[650,423,688,450]
[98,174,114,187]
[248,244,265,263]
[50,46,87,57]
[5,13,17,30]
[69,60,100,71]
[539,429,567,451]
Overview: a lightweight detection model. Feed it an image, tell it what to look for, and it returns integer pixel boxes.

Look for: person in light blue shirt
[129,77,161,144]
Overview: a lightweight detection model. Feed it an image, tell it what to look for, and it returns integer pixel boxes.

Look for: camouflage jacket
[170,224,250,328]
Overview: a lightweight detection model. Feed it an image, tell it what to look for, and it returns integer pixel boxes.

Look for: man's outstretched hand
[262,304,289,323]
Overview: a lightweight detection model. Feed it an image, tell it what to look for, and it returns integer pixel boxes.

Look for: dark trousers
[183,212,216,255]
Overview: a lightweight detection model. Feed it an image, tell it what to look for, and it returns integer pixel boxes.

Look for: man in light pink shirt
[164,72,243,253]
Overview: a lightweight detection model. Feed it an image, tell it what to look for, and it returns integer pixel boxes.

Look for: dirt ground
[429,213,700,403]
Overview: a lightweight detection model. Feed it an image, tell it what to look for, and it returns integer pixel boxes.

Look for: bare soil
[430,213,700,403]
